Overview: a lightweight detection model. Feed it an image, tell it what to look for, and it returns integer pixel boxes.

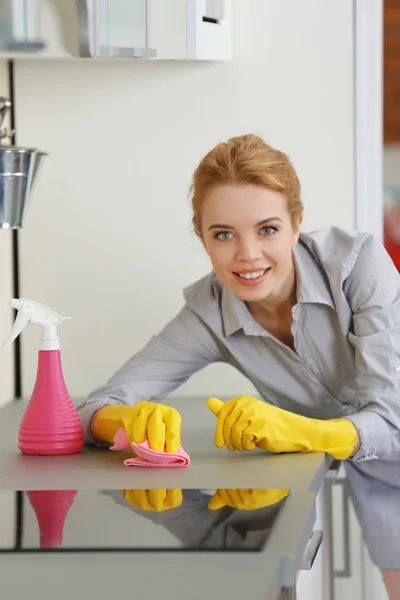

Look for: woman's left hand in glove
[206,395,358,460]
[208,488,289,511]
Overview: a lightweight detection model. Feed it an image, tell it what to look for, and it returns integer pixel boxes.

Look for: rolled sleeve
[344,234,400,461]
[77,398,122,447]
[345,411,392,461]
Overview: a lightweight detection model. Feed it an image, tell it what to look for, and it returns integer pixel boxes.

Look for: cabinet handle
[300,530,323,570]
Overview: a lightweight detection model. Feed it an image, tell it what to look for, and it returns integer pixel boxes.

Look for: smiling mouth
[234,268,270,280]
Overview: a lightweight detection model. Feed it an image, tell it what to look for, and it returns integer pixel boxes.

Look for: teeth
[238,270,266,279]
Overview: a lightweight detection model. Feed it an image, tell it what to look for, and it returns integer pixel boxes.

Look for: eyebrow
[208,217,283,231]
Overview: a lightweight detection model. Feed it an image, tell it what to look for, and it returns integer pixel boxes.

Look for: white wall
[13,0,355,400]
[0,60,14,407]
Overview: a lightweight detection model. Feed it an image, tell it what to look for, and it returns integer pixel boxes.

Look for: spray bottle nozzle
[1,298,70,351]
[10,299,22,311]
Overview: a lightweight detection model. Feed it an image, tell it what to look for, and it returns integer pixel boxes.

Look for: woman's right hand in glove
[91,400,182,453]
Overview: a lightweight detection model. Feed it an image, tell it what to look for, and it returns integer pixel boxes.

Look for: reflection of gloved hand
[206,395,357,460]
[208,488,289,511]
[91,401,182,453]
[121,489,183,512]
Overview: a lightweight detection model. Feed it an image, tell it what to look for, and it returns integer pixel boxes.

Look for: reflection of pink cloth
[110,427,190,468]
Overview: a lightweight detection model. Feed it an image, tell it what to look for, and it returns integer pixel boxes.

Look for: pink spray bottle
[2,298,84,455]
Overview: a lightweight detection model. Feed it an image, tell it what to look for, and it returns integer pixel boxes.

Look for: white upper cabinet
[0,0,44,52]
[187,0,232,60]
[148,0,232,60]
[0,0,232,60]
[77,0,157,58]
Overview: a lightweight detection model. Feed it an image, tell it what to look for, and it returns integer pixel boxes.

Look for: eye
[214,231,233,241]
[260,225,279,236]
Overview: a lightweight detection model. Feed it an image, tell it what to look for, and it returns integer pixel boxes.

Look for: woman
[78,134,400,597]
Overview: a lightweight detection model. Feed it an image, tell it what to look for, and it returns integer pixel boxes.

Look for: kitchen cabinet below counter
[0,486,317,600]
[0,396,330,599]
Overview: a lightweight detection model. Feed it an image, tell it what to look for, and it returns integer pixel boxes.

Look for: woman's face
[201,184,301,304]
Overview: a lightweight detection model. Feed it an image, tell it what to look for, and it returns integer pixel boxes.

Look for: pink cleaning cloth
[110,427,190,468]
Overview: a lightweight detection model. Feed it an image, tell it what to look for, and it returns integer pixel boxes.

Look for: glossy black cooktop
[0,488,289,553]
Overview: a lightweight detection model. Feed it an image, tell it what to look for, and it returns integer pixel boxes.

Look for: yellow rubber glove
[206,395,357,460]
[91,401,182,453]
[208,488,289,511]
[121,489,183,512]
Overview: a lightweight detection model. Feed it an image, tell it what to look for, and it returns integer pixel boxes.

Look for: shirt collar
[221,285,247,336]
[221,238,335,337]
[293,240,335,308]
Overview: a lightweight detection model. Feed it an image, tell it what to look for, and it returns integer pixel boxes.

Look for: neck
[247,259,297,320]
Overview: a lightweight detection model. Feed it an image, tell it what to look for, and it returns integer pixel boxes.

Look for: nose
[235,237,262,263]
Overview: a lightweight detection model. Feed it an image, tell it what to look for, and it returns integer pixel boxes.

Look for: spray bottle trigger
[1,310,31,349]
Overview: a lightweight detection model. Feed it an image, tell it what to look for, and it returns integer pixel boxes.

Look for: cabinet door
[296,489,325,600]
[0,0,44,52]
[148,0,232,61]
[105,0,147,48]
[147,0,187,59]
[326,470,387,600]
[96,0,154,56]
[187,0,232,60]
[296,471,383,600]
[331,484,365,600]
[80,0,156,58]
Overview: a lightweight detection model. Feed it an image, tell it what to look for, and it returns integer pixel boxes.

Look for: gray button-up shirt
[78,226,400,463]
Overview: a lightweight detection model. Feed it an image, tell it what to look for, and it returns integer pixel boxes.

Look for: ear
[292,215,303,245]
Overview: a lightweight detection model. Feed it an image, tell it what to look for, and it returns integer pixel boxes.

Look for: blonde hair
[190,134,303,237]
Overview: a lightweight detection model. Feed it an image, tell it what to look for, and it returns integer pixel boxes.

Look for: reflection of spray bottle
[2,298,84,455]
[26,490,77,548]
